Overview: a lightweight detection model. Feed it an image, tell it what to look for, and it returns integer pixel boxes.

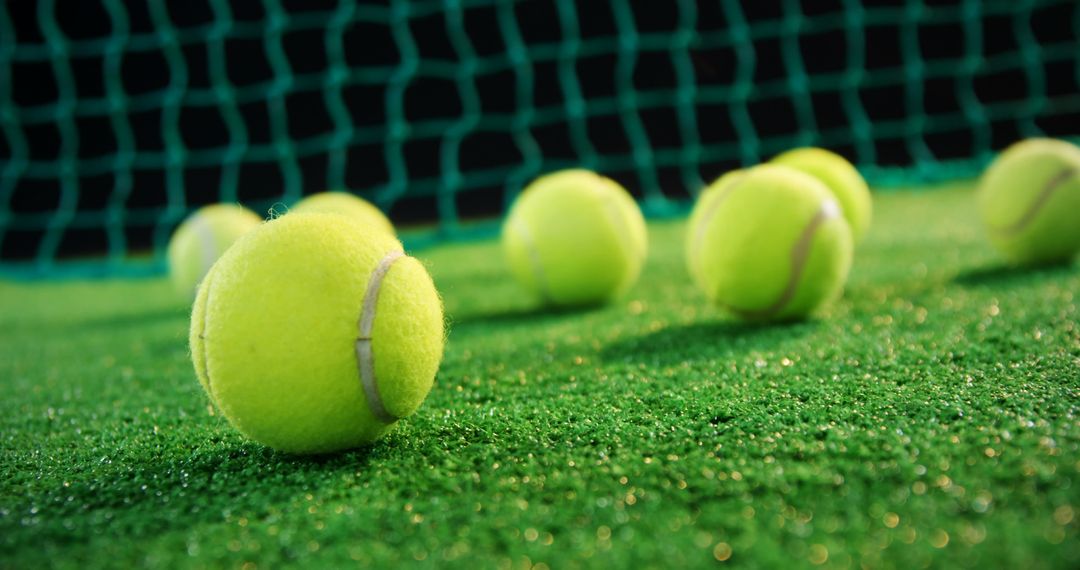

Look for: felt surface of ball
[978,138,1080,265]
[771,147,873,243]
[291,192,395,236]
[190,213,444,454]
[502,169,647,306]
[167,204,262,298]
[686,164,854,321]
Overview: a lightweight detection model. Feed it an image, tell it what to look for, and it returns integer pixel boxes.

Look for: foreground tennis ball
[686,164,853,321]
[291,191,395,236]
[167,204,262,298]
[978,138,1080,265]
[190,213,444,454]
[502,169,647,306]
[771,147,872,243]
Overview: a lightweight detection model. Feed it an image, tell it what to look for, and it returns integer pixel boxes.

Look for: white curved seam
[728,200,840,320]
[600,197,630,289]
[199,271,217,402]
[601,193,641,283]
[991,167,1076,236]
[356,250,405,425]
[513,219,550,302]
[690,173,748,281]
[191,213,218,283]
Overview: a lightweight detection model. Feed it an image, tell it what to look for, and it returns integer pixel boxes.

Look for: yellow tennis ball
[686,164,853,321]
[502,169,647,306]
[291,191,395,236]
[167,204,262,298]
[771,147,872,243]
[685,169,743,292]
[978,138,1080,265]
[189,213,444,454]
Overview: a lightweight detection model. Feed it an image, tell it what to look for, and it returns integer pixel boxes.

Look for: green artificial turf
[2,182,1078,569]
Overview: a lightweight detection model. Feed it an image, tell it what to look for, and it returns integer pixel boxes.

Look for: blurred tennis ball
[291,192,395,236]
[686,164,853,321]
[167,204,262,298]
[771,147,872,243]
[502,169,647,306]
[978,138,1080,265]
[190,213,444,454]
[686,169,742,292]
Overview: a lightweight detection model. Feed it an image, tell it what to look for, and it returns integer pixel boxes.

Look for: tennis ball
[978,138,1080,265]
[167,204,262,298]
[291,191,395,236]
[771,147,872,243]
[686,164,853,321]
[190,213,444,454]
[685,169,743,291]
[502,169,647,306]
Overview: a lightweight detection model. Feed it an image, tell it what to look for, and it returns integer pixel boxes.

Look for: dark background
[2,0,1079,259]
